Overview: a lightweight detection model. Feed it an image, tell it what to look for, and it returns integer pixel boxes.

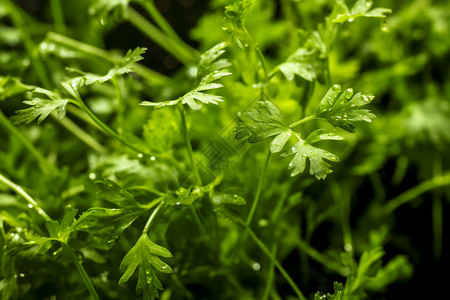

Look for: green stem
[143,201,165,234]
[45,32,168,84]
[288,115,315,129]
[331,182,353,255]
[246,149,271,227]
[49,0,66,34]
[0,111,56,174]
[0,172,51,221]
[177,103,202,186]
[262,244,277,300]
[239,220,306,300]
[128,8,197,65]
[255,46,269,82]
[190,206,207,237]
[62,243,99,300]
[138,1,199,59]
[4,0,52,88]
[75,100,150,156]
[384,171,450,214]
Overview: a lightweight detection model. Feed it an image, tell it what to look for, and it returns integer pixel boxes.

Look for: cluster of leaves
[1,0,449,299]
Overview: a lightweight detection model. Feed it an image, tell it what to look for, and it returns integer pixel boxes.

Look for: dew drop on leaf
[348,18,354,22]
[89,173,96,180]
[28,204,33,208]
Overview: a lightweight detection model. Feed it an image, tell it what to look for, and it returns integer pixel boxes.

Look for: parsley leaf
[281,131,340,179]
[277,48,321,82]
[222,0,254,49]
[333,0,392,23]
[45,208,79,244]
[11,88,70,124]
[0,76,35,101]
[314,84,376,133]
[89,0,134,22]
[141,43,231,110]
[235,98,287,143]
[67,47,146,87]
[119,233,172,300]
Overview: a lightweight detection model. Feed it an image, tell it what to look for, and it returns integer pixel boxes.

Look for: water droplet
[150,156,156,161]
[252,262,261,271]
[28,204,33,209]
[107,239,115,244]
[342,113,348,118]
[302,154,307,157]
[100,18,106,25]
[57,105,66,120]
[330,156,337,160]
[145,270,150,275]
[313,153,317,156]
[345,88,354,99]
[344,243,353,252]
[332,84,341,91]
[137,153,143,158]
[362,95,369,102]
[161,266,168,270]
[348,18,354,22]
[291,146,295,151]
[19,273,25,278]
[335,115,341,119]
[89,173,96,180]
[175,202,181,206]
[288,163,293,167]
[380,23,390,33]
[350,104,356,108]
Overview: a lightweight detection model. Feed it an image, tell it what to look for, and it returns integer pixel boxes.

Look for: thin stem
[177,103,202,186]
[46,32,168,84]
[75,100,150,156]
[246,149,271,227]
[138,1,199,59]
[143,201,165,234]
[384,171,450,214]
[62,243,99,300]
[262,244,277,300]
[4,0,52,88]
[0,111,57,174]
[331,182,353,255]
[289,115,315,130]
[255,46,269,82]
[239,220,306,300]
[128,8,197,65]
[190,206,207,237]
[49,0,66,34]
[0,172,51,221]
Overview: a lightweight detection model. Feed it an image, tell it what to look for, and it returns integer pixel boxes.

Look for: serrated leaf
[314,84,376,133]
[141,43,230,110]
[270,131,292,153]
[66,47,146,88]
[90,0,133,22]
[11,88,70,125]
[278,48,320,82]
[305,129,344,144]
[95,179,142,209]
[0,76,35,101]
[45,208,78,243]
[222,0,254,49]
[281,137,340,179]
[119,234,172,299]
[235,99,287,143]
[333,0,392,23]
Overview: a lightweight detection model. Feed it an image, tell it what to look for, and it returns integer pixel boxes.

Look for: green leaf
[119,233,172,299]
[222,0,254,49]
[212,193,246,206]
[11,88,70,124]
[281,132,340,179]
[89,0,134,22]
[45,208,79,243]
[66,47,146,87]
[141,43,230,110]
[314,84,376,133]
[333,0,392,23]
[0,76,35,101]
[277,48,320,82]
[235,98,287,143]
[314,282,344,300]
[96,179,143,209]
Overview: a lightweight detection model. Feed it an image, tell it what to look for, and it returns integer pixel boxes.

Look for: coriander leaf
[11,88,70,125]
[281,132,340,179]
[66,47,146,87]
[333,0,392,23]
[89,0,134,22]
[314,282,344,300]
[222,0,254,49]
[141,43,231,110]
[119,233,172,300]
[277,48,320,82]
[76,180,147,249]
[314,84,376,133]
[45,208,79,243]
[211,193,246,206]
[235,98,287,143]
[0,76,35,101]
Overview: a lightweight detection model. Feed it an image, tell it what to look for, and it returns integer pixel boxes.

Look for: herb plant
[1,0,449,299]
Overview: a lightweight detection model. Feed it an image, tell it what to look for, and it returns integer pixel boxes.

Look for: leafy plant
[1,0,448,299]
